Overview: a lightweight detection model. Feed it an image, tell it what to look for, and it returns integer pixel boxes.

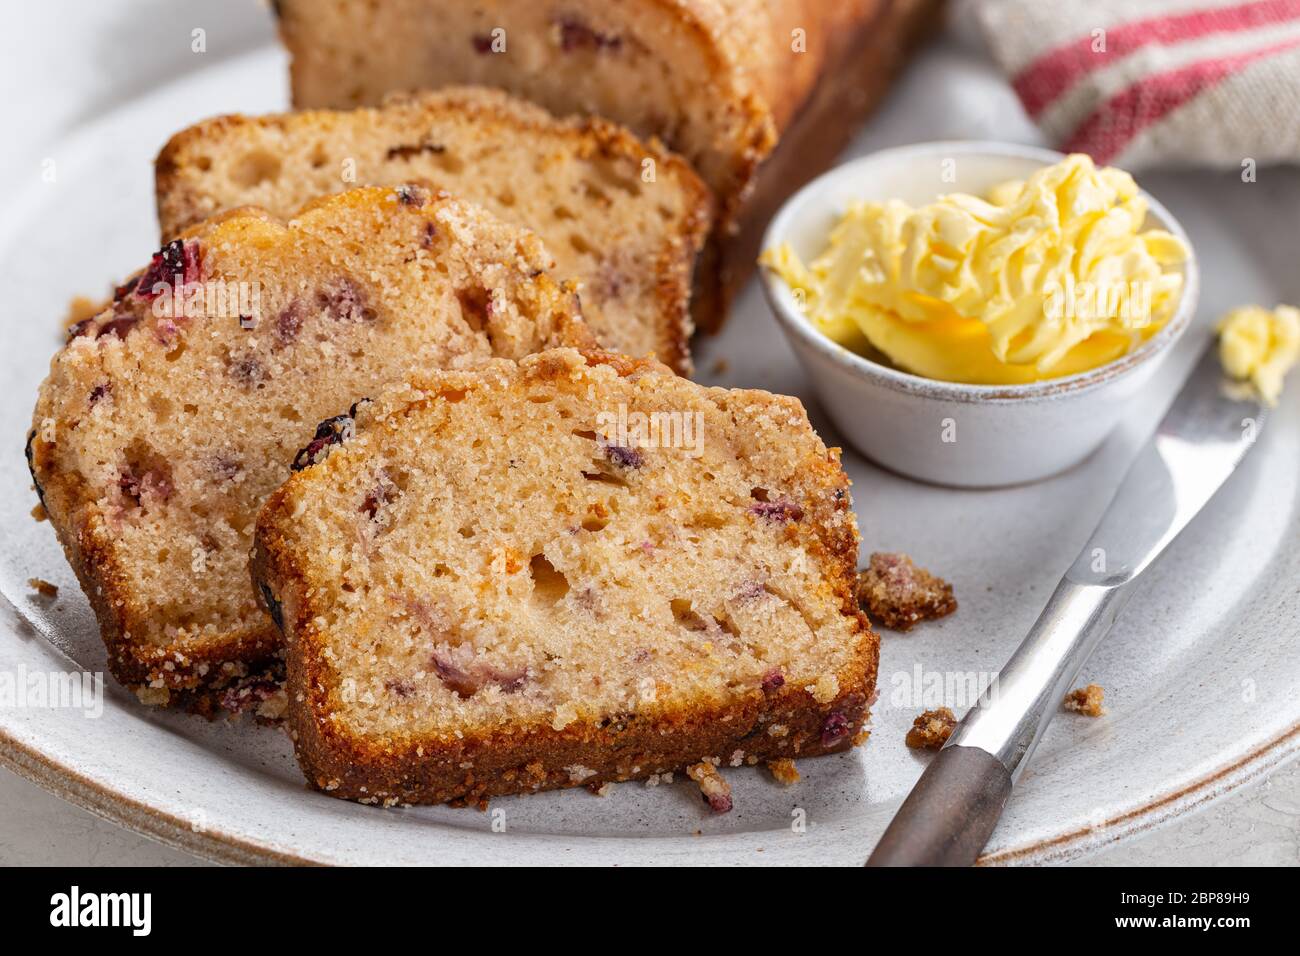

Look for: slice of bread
[156,88,712,374]
[252,348,875,806]
[28,186,593,704]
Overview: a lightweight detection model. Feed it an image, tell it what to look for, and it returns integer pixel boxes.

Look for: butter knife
[867,341,1268,866]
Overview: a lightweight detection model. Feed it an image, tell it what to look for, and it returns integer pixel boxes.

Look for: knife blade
[867,340,1268,866]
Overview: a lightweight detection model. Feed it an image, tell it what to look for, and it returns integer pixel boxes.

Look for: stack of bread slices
[24,0,938,807]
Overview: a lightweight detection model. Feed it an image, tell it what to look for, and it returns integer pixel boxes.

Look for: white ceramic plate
[1,2,1298,866]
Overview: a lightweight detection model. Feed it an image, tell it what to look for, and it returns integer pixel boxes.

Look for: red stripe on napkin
[1012,0,1300,117]
[1061,33,1300,162]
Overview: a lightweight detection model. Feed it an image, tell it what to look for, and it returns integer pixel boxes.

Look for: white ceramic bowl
[759,141,1200,487]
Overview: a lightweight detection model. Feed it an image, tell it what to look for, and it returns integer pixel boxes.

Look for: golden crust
[252,348,876,805]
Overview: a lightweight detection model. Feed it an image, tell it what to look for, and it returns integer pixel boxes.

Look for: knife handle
[866,745,1012,866]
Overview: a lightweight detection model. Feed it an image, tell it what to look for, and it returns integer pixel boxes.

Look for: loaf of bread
[27,186,592,704]
[272,0,944,328]
[252,348,875,805]
[156,88,711,374]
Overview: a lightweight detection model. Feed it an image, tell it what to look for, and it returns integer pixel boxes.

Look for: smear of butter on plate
[1217,304,1300,406]
[761,154,1189,385]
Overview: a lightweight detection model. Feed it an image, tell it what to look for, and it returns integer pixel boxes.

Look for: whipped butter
[762,154,1189,385]
[1217,304,1299,406]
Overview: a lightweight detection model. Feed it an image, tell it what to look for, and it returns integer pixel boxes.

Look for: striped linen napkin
[976,0,1300,168]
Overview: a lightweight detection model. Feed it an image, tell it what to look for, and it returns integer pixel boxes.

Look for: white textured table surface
[2,759,1297,866]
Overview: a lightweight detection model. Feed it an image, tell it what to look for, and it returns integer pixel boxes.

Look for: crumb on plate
[1063,683,1106,717]
[767,758,800,786]
[905,707,956,750]
[686,760,733,813]
[857,552,957,631]
[27,577,58,599]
